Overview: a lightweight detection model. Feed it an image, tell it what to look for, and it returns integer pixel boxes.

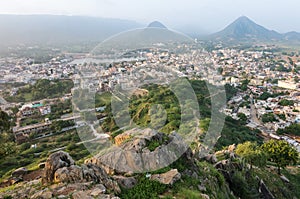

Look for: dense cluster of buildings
[0,55,74,85]
[0,43,299,150]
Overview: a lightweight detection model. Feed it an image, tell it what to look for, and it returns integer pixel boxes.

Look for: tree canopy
[235,141,267,169]
[277,124,300,136]
[261,140,298,174]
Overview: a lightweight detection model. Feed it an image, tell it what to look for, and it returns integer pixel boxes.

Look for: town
[1,43,299,149]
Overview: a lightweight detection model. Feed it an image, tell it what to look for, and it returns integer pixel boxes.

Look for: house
[278,80,298,90]
[13,121,52,143]
[20,105,35,117]
[39,105,51,115]
[295,115,300,123]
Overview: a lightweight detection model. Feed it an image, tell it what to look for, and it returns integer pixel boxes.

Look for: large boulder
[114,133,131,146]
[44,151,75,183]
[203,154,218,164]
[82,163,121,194]
[113,176,137,189]
[42,151,121,194]
[150,169,181,185]
[31,188,53,199]
[92,128,189,174]
[72,191,93,199]
[90,184,106,196]
[54,165,83,183]
[12,167,28,178]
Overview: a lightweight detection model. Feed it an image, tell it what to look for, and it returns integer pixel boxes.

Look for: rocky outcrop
[214,159,243,171]
[113,176,137,189]
[202,154,218,164]
[90,128,189,174]
[201,194,210,199]
[31,188,53,199]
[227,144,236,152]
[150,169,181,185]
[12,167,28,178]
[44,151,75,183]
[53,163,120,194]
[114,133,131,146]
[42,151,121,194]
[54,165,83,183]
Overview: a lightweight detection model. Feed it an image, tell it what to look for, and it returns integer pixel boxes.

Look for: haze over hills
[0,14,300,47]
[210,16,300,42]
[93,21,192,54]
[0,15,142,46]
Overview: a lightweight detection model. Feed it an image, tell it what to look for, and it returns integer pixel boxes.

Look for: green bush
[120,177,167,199]
[231,171,251,198]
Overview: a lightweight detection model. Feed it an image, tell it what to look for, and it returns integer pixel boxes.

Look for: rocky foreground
[0,128,298,199]
[0,129,189,199]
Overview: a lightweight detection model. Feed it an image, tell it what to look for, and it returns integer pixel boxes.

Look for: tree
[237,113,248,125]
[236,141,267,169]
[0,109,10,133]
[261,140,298,174]
[261,113,278,123]
[240,79,250,91]
[277,124,300,136]
[0,142,17,157]
[278,99,294,106]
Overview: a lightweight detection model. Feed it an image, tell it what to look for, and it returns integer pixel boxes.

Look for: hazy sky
[0,0,299,33]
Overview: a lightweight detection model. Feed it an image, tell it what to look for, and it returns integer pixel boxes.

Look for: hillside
[147,21,167,29]
[0,15,142,46]
[101,80,262,149]
[208,16,300,45]
[0,80,299,198]
[0,137,299,199]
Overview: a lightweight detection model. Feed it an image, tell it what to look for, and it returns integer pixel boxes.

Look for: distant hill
[283,31,300,41]
[0,15,142,46]
[92,21,193,54]
[147,21,167,29]
[1,15,300,47]
[210,16,282,41]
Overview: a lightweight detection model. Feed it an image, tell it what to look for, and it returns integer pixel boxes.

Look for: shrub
[120,177,167,199]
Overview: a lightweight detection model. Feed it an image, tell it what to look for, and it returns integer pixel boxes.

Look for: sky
[0,0,299,33]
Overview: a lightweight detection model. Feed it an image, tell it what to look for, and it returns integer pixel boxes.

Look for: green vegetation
[196,161,235,199]
[99,80,261,150]
[20,117,43,127]
[95,92,112,107]
[277,113,286,121]
[0,128,89,179]
[277,123,300,136]
[50,120,75,132]
[4,79,73,102]
[258,91,286,100]
[230,170,261,199]
[261,113,278,123]
[237,113,248,125]
[214,116,262,150]
[278,99,294,106]
[0,110,16,160]
[236,141,267,169]
[262,140,298,174]
[224,83,238,101]
[255,167,300,199]
[47,99,72,120]
[0,109,11,132]
[120,177,167,199]
[239,79,250,91]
